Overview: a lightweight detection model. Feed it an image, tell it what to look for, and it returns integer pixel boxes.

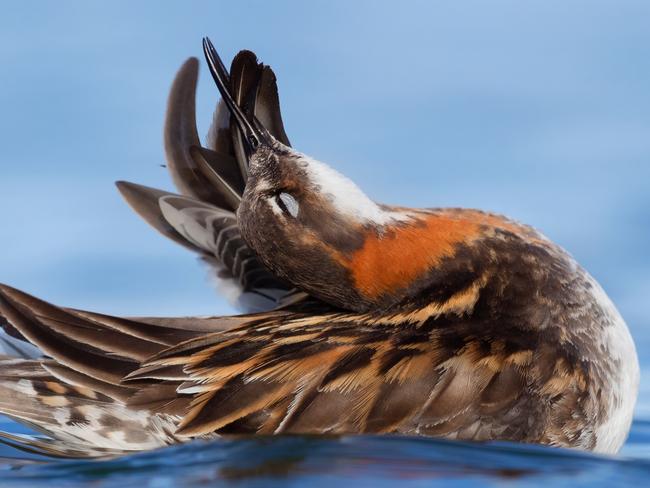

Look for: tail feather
[0,431,116,459]
[0,285,284,457]
[43,363,135,403]
[0,358,180,457]
[0,284,199,388]
[0,286,138,384]
[0,311,40,358]
[0,282,229,457]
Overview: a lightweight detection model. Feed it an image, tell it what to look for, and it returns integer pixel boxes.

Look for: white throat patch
[295,152,409,225]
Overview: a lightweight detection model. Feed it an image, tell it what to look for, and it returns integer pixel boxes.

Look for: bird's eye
[274,192,299,218]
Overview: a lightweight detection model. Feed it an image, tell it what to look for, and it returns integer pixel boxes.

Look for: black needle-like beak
[202,37,271,151]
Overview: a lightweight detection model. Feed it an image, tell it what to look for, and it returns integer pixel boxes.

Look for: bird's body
[0,39,638,457]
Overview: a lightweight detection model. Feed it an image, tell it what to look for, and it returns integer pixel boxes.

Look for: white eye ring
[275,192,300,218]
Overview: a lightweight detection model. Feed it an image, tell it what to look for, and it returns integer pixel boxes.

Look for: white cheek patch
[296,153,409,225]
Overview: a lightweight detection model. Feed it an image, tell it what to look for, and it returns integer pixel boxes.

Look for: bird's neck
[330,208,542,311]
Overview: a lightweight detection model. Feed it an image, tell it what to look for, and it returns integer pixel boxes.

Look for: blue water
[1,428,650,487]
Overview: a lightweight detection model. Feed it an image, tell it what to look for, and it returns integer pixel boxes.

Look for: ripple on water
[2,426,650,487]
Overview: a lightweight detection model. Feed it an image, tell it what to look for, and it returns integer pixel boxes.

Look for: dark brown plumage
[0,38,638,458]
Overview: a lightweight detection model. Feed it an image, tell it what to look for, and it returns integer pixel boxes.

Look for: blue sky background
[1,1,650,403]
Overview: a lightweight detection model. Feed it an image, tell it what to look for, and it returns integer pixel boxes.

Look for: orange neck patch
[343,210,521,301]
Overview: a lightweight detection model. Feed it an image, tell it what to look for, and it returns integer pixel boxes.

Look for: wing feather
[0,285,589,455]
[116,180,299,312]
[117,53,310,314]
[133,313,538,440]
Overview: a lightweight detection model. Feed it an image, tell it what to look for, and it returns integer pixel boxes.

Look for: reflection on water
[2,427,650,487]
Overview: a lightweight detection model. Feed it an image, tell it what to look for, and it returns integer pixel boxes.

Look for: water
[2,415,650,486]
[1,429,650,487]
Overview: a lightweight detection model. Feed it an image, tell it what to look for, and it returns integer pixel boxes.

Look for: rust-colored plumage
[341,209,535,300]
[0,37,638,458]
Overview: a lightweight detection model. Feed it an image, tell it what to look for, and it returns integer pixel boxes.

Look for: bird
[0,37,638,458]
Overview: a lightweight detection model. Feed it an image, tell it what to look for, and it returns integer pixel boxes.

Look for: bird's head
[203,38,539,317]
[203,38,414,311]
[241,139,417,311]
